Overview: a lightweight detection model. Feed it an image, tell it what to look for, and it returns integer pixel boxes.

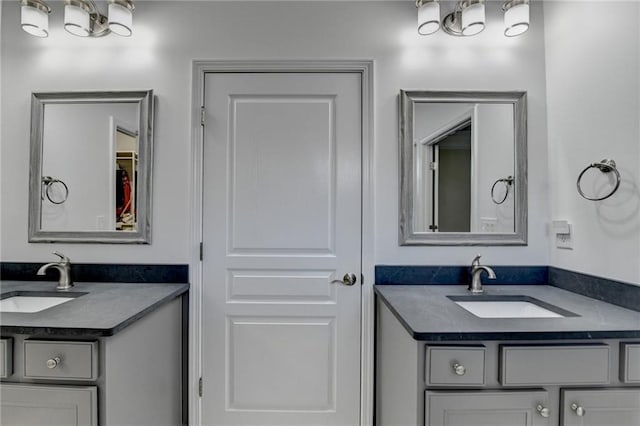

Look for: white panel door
[202,72,362,426]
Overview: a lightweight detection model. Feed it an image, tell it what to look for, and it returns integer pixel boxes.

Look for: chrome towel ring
[491,176,514,205]
[576,158,621,201]
[41,176,69,204]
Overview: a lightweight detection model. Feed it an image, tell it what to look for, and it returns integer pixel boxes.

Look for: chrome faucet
[469,254,496,294]
[37,251,73,291]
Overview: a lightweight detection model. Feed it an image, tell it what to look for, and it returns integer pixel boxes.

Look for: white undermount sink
[448,295,578,319]
[0,295,76,313]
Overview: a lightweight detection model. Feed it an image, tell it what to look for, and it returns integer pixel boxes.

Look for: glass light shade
[108,3,133,36]
[418,2,440,35]
[65,4,90,37]
[21,4,49,37]
[504,3,529,37]
[461,2,485,36]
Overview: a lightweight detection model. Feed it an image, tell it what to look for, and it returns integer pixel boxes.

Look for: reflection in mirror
[29,91,153,243]
[400,91,527,245]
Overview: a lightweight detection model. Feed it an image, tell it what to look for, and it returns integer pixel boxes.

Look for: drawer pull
[46,357,61,369]
[571,403,585,416]
[536,404,550,418]
[452,363,466,376]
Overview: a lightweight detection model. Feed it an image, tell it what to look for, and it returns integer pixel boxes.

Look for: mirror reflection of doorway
[432,124,471,232]
[112,120,139,231]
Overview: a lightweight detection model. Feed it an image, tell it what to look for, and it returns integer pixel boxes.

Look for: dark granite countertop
[0,281,189,337]
[375,285,640,341]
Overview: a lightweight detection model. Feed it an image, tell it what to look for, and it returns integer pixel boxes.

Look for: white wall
[1,1,550,267]
[476,104,515,233]
[544,1,640,284]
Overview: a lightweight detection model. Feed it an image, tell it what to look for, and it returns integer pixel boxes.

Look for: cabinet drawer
[620,342,640,383]
[24,340,98,381]
[426,345,485,386]
[500,344,610,386]
[1,337,13,378]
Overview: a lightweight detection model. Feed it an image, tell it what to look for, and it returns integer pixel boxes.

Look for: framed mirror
[28,90,154,243]
[399,90,527,245]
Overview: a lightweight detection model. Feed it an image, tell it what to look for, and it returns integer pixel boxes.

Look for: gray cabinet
[426,346,486,386]
[0,338,13,378]
[0,297,183,425]
[500,345,610,386]
[376,301,640,426]
[426,390,550,426]
[620,343,640,383]
[0,383,97,426]
[562,389,640,426]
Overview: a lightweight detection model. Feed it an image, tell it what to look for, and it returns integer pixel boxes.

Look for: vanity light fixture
[503,0,529,37]
[443,0,486,36]
[20,0,134,38]
[20,0,51,38]
[107,0,135,37]
[417,0,529,37]
[417,0,440,35]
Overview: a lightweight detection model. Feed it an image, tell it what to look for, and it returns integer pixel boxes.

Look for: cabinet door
[562,389,640,426]
[0,383,97,426]
[426,390,550,426]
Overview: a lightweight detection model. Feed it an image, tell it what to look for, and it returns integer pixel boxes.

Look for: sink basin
[0,291,86,313]
[447,295,578,319]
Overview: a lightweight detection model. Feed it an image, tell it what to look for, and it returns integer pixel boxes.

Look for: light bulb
[21,1,50,38]
[461,2,485,36]
[109,2,133,37]
[504,3,529,37]
[65,4,90,37]
[418,1,440,35]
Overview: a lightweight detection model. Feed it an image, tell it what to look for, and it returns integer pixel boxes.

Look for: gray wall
[1,1,550,267]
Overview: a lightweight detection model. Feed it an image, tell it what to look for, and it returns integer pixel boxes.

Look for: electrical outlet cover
[556,232,573,250]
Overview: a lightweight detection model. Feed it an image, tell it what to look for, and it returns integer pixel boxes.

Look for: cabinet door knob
[452,363,466,376]
[46,356,61,369]
[571,403,585,416]
[536,404,550,418]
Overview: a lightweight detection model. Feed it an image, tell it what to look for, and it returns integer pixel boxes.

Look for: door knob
[331,273,357,286]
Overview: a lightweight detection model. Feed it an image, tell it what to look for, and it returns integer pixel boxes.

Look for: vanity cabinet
[0,297,183,426]
[561,389,640,426]
[376,301,640,426]
[1,383,97,426]
[426,390,550,426]
[0,337,13,378]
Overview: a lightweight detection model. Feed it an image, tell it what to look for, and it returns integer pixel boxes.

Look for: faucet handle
[471,254,482,267]
[52,251,70,264]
